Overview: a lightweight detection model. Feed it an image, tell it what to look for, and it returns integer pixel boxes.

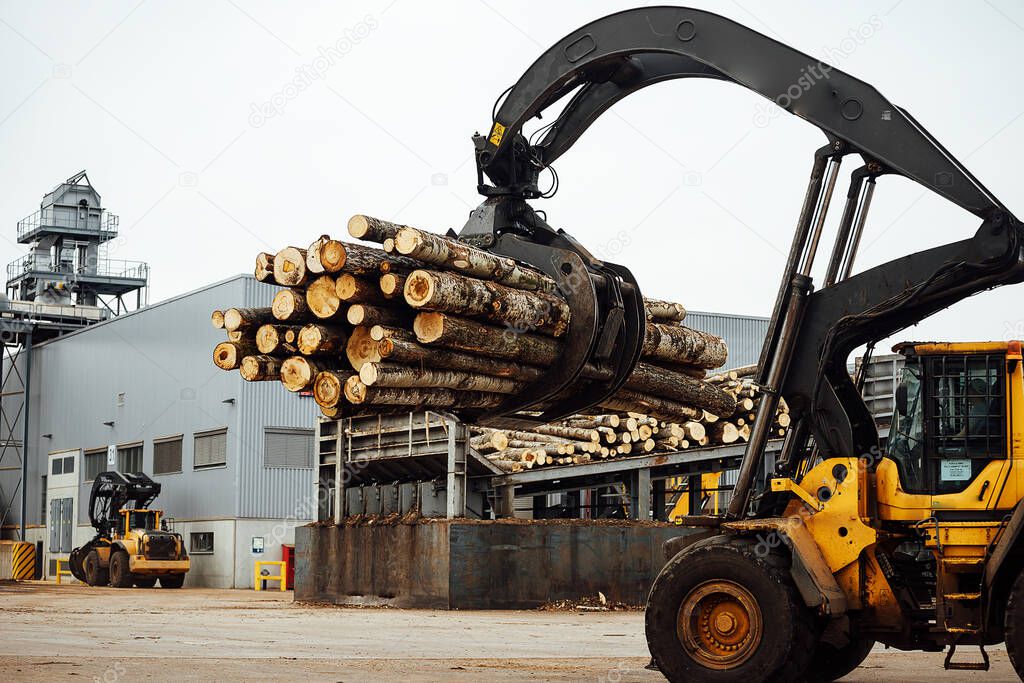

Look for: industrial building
[0,174,319,588]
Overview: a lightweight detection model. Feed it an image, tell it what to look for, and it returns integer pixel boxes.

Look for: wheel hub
[678,579,763,670]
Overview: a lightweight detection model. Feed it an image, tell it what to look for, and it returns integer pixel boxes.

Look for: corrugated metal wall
[687,311,769,369]
[5,274,318,528]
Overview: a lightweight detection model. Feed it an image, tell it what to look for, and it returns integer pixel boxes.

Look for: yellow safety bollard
[253,560,287,591]
[54,558,74,584]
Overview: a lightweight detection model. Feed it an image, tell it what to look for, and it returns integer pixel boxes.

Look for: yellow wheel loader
[448,6,1024,680]
[69,471,189,588]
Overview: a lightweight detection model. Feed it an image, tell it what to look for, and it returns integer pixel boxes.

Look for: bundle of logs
[468,366,791,472]
[211,214,745,432]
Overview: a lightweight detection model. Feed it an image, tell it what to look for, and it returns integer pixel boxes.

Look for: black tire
[133,576,158,588]
[109,550,132,588]
[1004,569,1024,678]
[645,534,816,683]
[83,549,109,587]
[806,634,875,682]
[159,573,185,589]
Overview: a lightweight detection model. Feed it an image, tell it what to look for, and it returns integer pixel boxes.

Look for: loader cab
[881,341,1019,505]
[119,508,160,537]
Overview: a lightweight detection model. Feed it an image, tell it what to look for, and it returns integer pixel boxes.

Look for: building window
[264,428,314,468]
[51,458,63,475]
[153,437,183,475]
[84,449,106,481]
[118,444,143,474]
[190,531,214,554]
[194,429,227,469]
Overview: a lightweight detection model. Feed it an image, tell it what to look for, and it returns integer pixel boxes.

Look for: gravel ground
[0,582,1017,681]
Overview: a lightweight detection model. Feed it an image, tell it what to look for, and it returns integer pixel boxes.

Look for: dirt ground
[0,582,1017,682]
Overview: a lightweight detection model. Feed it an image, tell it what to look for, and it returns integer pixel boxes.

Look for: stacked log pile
[470,365,791,472]
[211,215,743,432]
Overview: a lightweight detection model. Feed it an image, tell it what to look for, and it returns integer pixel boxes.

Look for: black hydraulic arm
[462,5,1022,515]
[88,471,161,537]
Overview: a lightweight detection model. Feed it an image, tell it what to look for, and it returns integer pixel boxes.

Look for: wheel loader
[445,6,1024,680]
[69,471,189,588]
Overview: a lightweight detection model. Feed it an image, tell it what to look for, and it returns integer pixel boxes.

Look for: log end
[211,310,225,329]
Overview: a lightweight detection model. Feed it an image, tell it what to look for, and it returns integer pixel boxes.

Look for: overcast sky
[1,0,1022,354]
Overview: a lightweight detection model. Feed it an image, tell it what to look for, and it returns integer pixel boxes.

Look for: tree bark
[255,252,275,283]
[213,341,257,370]
[624,361,737,417]
[280,356,331,392]
[404,269,570,337]
[346,304,410,328]
[305,275,345,320]
[346,326,381,370]
[223,307,274,332]
[560,415,620,429]
[336,273,388,305]
[359,362,524,394]
[530,424,599,442]
[343,376,505,408]
[271,288,309,322]
[273,246,308,286]
[413,312,562,366]
[644,298,687,322]
[297,324,347,355]
[379,273,406,299]
[240,355,282,381]
[377,337,543,382]
[369,325,413,342]
[394,226,558,293]
[256,324,300,355]
[642,322,728,368]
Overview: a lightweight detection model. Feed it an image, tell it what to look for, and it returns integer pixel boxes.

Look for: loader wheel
[159,573,185,589]
[806,634,875,682]
[109,550,132,588]
[133,576,157,588]
[1004,568,1024,678]
[645,534,815,682]
[83,550,109,587]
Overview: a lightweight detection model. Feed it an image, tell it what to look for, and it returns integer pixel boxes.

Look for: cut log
[343,377,504,408]
[683,421,706,441]
[273,246,308,286]
[305,275,344,320]
[359,362,523,394]
[775,412,792,428]
[305,234,332,276]
[383,237,395,253]
[394,226,558,293]
[377,337,543,382]
[368,325,413,343]
[312,370,351,408]
[272,288,310,322]
[644,298,687,322]
[227,330,243,343]
[413,313,561,366]
[297,324,347,355]
[240,355,282,381]
[280,356,330,392]
[530,424,599,442]
[404,269,570,337]
[211,310,225,329]
[601,390,700,422]
[379,273,406,299]
[561,414,620,429]
[336,273,388,305]
[317,239,348,273]
[346,304,410,328]
[642,323,728,368]
[709,422,740,444]
[624,361,736,417]
[703,410,720,423]
[338,243,412,276]
[256,324,300,355]
[255,252,275,283]
[347,214,407,243]
[346,326,381,371]
[213,341,257,370]
[223,307,273,333]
